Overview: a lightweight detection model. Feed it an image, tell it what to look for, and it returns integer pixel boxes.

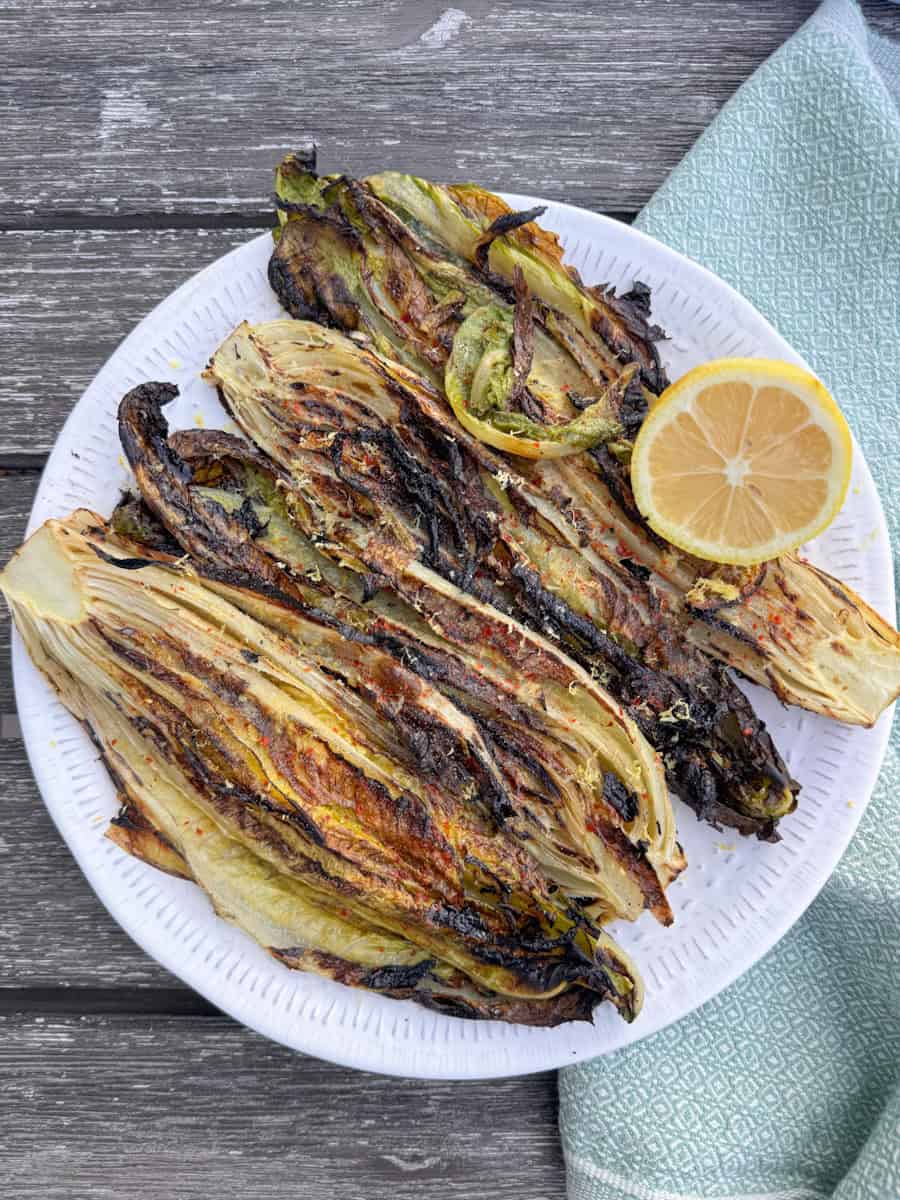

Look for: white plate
[13,196,895,1079]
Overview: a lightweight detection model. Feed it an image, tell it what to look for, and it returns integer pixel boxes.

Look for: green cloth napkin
[559,3,900,1198]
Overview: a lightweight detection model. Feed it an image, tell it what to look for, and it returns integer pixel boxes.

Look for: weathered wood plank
[0,228,258,457]
[0,733,190,991]
[0,1014,565,1199]
[0,473,191,990]
[3,0,893,223]
[3,4,897,457]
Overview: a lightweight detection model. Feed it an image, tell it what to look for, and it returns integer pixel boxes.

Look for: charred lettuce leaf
[2,510,642,1022]
[276,161,900,728]
[103,688,602,1026]
[366,169,669,397]
[269,157,645,451]
[115,386,683,927]
[444,286,638,459]
[205,319,796,838]
[516,448,900,728]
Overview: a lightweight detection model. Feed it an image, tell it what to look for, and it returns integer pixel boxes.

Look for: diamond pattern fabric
[560,3,900,1197]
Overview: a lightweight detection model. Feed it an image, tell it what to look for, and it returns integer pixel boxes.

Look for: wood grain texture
[0,473,191,990]
[1,1015,565,1198]
[2,4,898,1195]
[0,228,259,457]
[0,0,894,224]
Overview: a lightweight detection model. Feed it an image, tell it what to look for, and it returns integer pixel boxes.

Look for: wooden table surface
[2,2,897,1196]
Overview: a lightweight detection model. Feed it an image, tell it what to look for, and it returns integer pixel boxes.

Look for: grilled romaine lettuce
[114,386,682,925]
[2,510,643,1022]
[513,450,900,727]
[444,286,638,459]
[269,158,648,455]
[205,320,796,838]
[365,169,669,396]
[102,690,606,1026]
[271,161,900,728]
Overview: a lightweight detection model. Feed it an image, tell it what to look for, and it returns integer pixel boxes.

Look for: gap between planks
[0,986,220,1017]
[0,458,48,473]
[0,209,637,234]
[0,212,276,233]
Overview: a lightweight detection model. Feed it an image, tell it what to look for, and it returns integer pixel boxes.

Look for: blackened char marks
[603,772,638,823]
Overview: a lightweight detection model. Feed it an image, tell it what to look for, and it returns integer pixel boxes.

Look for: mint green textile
[559,3,900,1198]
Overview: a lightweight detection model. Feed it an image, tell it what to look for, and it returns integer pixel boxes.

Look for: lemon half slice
[630,358,852,565]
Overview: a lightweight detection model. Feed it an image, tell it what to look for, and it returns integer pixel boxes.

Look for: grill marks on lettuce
[365,168,668,398]
[3,509,647,1020]
[269,162,646,446]
[206,319,795,838]
[114,393,681,928]
[90,668,604,1026]
[355,166,900,729]
[270,162,900,729]
[520,448,900,728]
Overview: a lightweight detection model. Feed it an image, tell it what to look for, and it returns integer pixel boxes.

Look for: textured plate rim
[12,199,895,1079]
